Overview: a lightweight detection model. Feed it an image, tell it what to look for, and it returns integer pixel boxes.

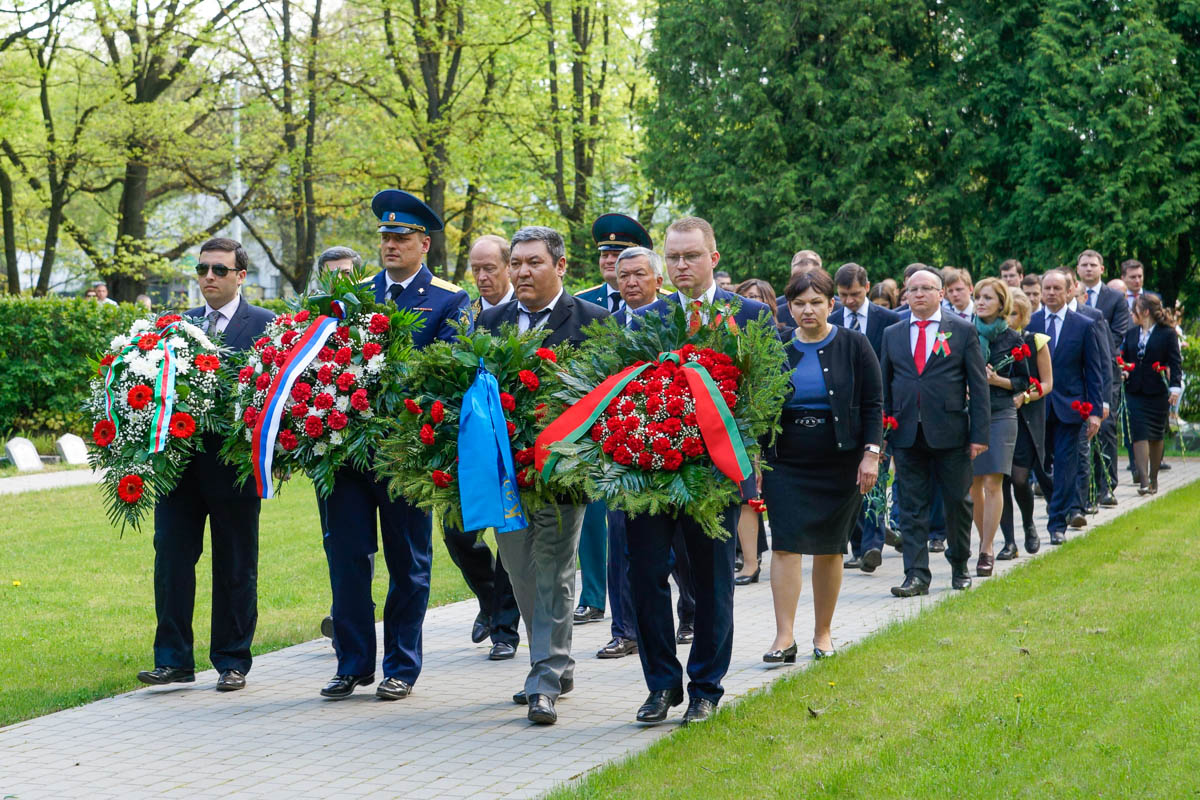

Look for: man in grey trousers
[474,226,610,724]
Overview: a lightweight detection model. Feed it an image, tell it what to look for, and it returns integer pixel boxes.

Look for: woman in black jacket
[761,269,882,662]
[1122,293,1182,494]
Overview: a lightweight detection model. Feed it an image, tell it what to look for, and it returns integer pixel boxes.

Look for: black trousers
[627,506,737,704]
[892,427,973,582]
[152,440,260,674]
[444,528,520,646]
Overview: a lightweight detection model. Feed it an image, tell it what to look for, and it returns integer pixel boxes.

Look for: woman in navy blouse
[1121,293,1183,494]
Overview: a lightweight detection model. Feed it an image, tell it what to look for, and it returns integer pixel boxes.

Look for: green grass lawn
[551,480,1200,800]
[0,477,474,727]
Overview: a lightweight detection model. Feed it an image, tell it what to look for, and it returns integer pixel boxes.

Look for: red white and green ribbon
[147,322,182,453]
[535,350,752,484]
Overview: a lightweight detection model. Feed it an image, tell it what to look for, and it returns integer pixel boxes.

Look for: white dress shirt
[676,281,719,323]
[384,270,419,297]
[943,298,974,321]
[480,285,515,312]
[202,295,241,334]
[517,288,564,332]
[908,307,943,361]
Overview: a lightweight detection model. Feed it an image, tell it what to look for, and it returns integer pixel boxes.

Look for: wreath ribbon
[251,315,339,498]
[535,350,752,484]
[102,320,183,454]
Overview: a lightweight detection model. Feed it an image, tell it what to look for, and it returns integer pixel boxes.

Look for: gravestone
[4,437,43,472]
[56,433,89,465]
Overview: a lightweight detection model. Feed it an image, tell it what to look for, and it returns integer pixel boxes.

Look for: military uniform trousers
[152,438,260,674]
[319,465,432,683]
[627,506,738,704]
[577,499,608,611]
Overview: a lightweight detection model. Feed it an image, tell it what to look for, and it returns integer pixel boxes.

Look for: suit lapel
[222,296,250,349]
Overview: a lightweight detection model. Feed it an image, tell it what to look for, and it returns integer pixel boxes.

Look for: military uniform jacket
[371,266,472,348]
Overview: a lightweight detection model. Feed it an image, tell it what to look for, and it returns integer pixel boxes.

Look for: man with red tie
[880,267,990,596]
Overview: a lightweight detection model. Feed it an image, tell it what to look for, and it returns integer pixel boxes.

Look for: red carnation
[274,351,287,368]
[261,346,278,364]
[336,372,356,392]
[404,398,422,415]
[721,391,738,409]
[515,448,534,465]
[195,354,220,372]
[652,437,672,455]
[243,406,259,426]
[313,392,334,410]
[328,411,349,431]
[500,392,516,412]
[362,341,382,359]
[626,380,645,395]
[681,436,704,457]
[127,384,153,410]
[294,310,311,323]
[1030,377,1045,396]
[683,412,698,426]
[277,314,294,327]
[1153,361,1167,373]
[335,326,351,343]
[515,468,533,488]
[637,451,655,470]
[1071,400,1082,411]
[155,314,182,329]
[420,424,436,445]
[619,398,636,415]
[665,397,687,416]
[882,415,899,432]
[507,420,517,438]
[613,445,634,466]
[518,370,540,391]
[97,353,116,377]
[608,428,628,446]
[433,469,454,488]
[334,347,352,366]
[622,416,640,432]
[168,412,196,439]
[238,366,255,384]
[291,403,309,418]
[535,402,548,421]
[661,417,683,435]
[627,435,645,453]
[281,330,300,347]
[136,333,160,351]
[645,396,663,415]
[591,423,606,442]
[663,450,684,471]
[291,382,313,403]
[369,313,391,334]
[601,436,619,455]
[605,416,623,433]
[719,379,738,394]
[117,474,144,503]
[92,420,116,447]
[431,401,445,424]
[536,347,557,362]
[317,346,335,363]
[305,415,324,438]
[279,429,298,451]
[646,379,664,395]
[317,364,335,385]
[351,389,370,412]
[255,372,272,391]
[254,336,270,351]
[1011,346,1026,362]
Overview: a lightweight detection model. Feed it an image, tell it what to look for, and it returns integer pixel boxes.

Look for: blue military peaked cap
[592,213,652,252]
[372,189,444,234]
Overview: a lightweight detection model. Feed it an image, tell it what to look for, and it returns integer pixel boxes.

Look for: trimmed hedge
[0,298,145,434]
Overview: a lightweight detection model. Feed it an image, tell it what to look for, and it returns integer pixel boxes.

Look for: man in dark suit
[830,263,901,572]
[318,190,471,703]
[1066,273,1115,522]
[880,267,990,597]
[1077,249,1130,506]
[478,226,609,725]
[137,237,276,692]
[627,216,771,726]
[1026,269,1105,544]
[776,249,828,325]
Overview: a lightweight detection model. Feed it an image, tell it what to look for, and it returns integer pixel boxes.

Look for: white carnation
[110,335,131,350]
[365,356,385,374]
[329,431,344,446]
[143,349,164,365]
[168,336,186,350]
[313,442,328,456]
[128,357,158,379]
[178,321,216,350]
[335,395,349,412]
[130,319,152,334]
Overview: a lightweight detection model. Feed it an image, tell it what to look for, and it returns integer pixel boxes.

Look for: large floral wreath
[374,326,565,532]
[539,300,789,538]
[85,313,226,529]
[221,270,422,497]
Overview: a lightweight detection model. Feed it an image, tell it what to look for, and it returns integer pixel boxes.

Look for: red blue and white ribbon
[250,315,339,498]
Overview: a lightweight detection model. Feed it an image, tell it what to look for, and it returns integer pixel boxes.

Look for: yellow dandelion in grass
[828,681,836,688]
[1014,693,1023,700]
[12,580,20,587]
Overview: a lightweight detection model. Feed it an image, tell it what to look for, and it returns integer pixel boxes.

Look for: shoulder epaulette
[429,275,465,293]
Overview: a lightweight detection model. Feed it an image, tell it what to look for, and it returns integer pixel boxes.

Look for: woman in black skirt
[1122,293,1182,494]
[761,270,882,661]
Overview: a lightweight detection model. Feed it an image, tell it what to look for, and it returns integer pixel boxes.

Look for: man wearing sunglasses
[137,237,276,693]
[318,189,472,703]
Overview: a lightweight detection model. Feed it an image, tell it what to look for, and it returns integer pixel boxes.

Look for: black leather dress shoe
[320,615,334,640]
[682,697,716,725]
[488,642,517,661]
[137,666,195,686]
[375,677,412,700]
[928,539,946,553]
[1050,530,1066,545]
[844,556,863,569]
[513,677,573,705]
[527,694,557,724]
[676,623,694,644]
[320,673,374,699]
[216,670,246,692]
[471,612,491,644]
[1085,503,1099,515]
[1099,492,1118,508]
[636,687,684,723]
[597,637,638,658]
[1159,461,1172,471]
[861,548,882,573]
[573,605,604,624]
[1068,511,1088,528]
[884,526,902,549]
[1024,523,1041,553]
[996,542,1019,560]
[890,576,930,597]
[951,563,972,590]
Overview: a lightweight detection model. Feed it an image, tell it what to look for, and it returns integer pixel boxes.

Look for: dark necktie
[848,311,860,333]
[205,310,222,334]
[608,292,621,313]
[525,308,550,330]
[913,320,932,374]
[1087,287,1096,307]
[387,283,403,304]
[1048,314,1058,354]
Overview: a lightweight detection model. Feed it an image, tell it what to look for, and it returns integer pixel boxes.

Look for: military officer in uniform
[571,214,655,628]
[318,190,471,701]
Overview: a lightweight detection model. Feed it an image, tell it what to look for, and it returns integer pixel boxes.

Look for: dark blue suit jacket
[637,286,772,329]
[185,296,275,352]
[371,266,471,349]
[1028,308,1105,423]
[830,303,901,358]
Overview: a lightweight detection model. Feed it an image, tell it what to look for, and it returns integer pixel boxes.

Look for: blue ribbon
[458,359,528,533]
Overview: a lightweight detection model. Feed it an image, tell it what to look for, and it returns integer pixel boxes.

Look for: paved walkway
[0,467,101,495]
[2,460,1197,799]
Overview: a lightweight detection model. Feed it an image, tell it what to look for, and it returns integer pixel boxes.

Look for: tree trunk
[424,153,447,276]
[34,199,62,296]
[0,165,17,294]
[109,159,150,301]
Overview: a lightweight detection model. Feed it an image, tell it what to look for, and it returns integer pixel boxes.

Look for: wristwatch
[864,444,882,455]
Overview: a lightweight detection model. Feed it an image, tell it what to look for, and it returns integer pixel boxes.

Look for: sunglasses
[196,263,235,277]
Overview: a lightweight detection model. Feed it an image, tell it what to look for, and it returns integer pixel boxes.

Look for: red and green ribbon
[102,320,182,454]
[535,350,752,484]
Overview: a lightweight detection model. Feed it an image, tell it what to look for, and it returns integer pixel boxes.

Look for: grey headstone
[56,433,89,465]
[5,437,43,472]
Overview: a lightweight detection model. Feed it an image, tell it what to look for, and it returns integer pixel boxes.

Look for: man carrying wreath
[625,216,771,726]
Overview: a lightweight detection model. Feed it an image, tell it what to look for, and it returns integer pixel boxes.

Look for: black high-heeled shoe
[812,644,836,660]
[734,565,761,586]
[763,642,797,664]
